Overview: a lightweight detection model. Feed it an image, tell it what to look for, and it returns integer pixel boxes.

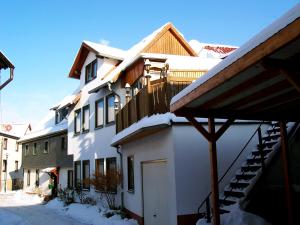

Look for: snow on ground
[196,204,271,225]
[0,209,29,225]
[46,198,138,225]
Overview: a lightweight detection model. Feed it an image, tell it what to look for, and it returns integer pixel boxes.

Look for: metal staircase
[198,121,296,222]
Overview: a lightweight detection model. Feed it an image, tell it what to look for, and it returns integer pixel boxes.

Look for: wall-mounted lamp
[114,97,120,112]
[144,59,151,73]
[125,83,131,103]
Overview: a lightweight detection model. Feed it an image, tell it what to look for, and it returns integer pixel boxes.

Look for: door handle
[153,214,157,217]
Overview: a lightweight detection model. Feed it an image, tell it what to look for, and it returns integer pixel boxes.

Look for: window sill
[127,189,135,194]
[94,125,104,130]
[73,132,80,137]
[82,129,90,134]
[105,121,115,127]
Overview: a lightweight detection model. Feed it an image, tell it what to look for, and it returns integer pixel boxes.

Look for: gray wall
[21,131,73,168]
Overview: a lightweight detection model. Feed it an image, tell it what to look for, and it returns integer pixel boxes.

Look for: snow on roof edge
[171,3,300,106]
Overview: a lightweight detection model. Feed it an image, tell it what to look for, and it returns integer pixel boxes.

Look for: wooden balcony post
[279,121,294,225]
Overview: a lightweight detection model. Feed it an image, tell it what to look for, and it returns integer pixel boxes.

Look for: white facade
[121,122,268,224]
[0,136,23,191]
[68,51,126,204]
[0,124,30,192]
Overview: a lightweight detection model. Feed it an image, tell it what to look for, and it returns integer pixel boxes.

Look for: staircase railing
[197,122,271,222]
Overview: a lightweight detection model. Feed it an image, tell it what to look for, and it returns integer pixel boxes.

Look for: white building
[0,123,31,192]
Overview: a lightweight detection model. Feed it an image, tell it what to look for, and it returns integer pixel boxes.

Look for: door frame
[141,159,167,225]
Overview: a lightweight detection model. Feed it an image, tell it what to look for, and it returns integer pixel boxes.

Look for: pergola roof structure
[171,4,300,121]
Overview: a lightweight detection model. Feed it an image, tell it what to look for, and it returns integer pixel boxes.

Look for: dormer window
[85,60,97,83]
[55,107,68,124]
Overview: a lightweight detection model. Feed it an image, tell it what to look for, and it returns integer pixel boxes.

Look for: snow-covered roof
[171,3,300,106]
[0,123,31,138]
[19,116,67,143]
[189,40,237,59]
[19,87,76,142]
[111,113,254,146]
[51,87,81,110]
[83,41,126,60]
[88,23,171,92]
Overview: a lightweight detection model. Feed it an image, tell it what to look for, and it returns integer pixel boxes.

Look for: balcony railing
[116,77,192,133]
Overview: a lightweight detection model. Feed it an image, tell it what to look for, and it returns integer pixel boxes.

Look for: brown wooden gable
[121,24,197,86]
[145,29,194,56]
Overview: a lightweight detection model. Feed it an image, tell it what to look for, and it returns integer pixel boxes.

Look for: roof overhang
[0,51,14,69]
[68,42,123,79]
[171,5,300,122]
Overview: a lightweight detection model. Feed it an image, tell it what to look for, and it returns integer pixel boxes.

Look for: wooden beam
[224,80,291,110]
[215,118,235,141]
[208,117,220,225]
[280,68,300,93]
[201,70,280,109]
[186,116,211,141]
[279,121,294,225]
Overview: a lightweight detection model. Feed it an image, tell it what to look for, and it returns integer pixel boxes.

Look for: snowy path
[0,193,89,225]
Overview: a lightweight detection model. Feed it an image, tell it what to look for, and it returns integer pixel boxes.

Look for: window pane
[82,160,90,189]
[83,106,89,131]
[95,159,104,175]
[127,156,134,191]
[68,170,73,188]
[75,110,81,133]
[96,99,104,127]
[74,161,81,187]
[92,61,97,79]
[107,95,115,123]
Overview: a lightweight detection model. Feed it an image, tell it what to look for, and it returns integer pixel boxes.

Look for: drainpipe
[0,67,14,91]
[116,145,124,208]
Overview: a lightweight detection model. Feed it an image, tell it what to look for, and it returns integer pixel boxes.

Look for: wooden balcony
[116,77,193,133]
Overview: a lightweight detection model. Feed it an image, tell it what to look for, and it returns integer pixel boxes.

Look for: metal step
[241,162,261,172]
[247,155,267,164]
[230,179,250,189]
[224,187,246,198]
[262,140,277,148]
[219,196,239,206]
[235,170,257,180]
[267,127,280,134]
[262,133,280,141]
[252,148,272,156]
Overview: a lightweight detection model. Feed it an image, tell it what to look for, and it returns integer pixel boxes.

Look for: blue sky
[0,0,299,127]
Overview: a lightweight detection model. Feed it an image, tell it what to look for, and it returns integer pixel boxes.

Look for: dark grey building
[20,128,73,196]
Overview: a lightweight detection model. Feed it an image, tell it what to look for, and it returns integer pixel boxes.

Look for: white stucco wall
[23,168,51,195]
[120,121,269,223]
[121,128,178,225]
[1,136,23,191]
[172,122,269,216]
[68,51,126,205]
[59,167,73,189]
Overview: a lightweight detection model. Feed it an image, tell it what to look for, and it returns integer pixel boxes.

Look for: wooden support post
[279,121,293,225]
[208,117,221,225]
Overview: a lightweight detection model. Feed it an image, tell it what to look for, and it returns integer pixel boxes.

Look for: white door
[142,160,170,225]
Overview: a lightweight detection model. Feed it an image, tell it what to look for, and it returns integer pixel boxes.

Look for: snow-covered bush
[89,169,122,210]
[57,188,75,206]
